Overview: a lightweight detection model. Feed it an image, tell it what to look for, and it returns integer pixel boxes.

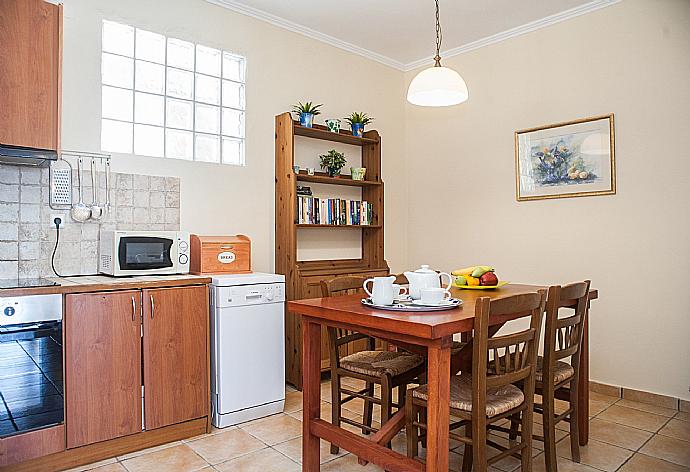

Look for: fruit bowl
[453,281,509,290]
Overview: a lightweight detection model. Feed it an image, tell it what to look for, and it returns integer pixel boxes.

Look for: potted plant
[319,149,347,177]
[345,112,374,137]
[292,101,322,128]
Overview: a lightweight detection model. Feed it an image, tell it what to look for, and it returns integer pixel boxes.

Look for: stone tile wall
[0,161,180,278]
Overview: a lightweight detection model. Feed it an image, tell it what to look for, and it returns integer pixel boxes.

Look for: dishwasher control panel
[214,283,285,308]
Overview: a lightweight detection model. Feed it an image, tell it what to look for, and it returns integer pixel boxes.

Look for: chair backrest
[393,273,409,285]
[471,291,546,423]
[320,276,373,362]
[542,280,591,381]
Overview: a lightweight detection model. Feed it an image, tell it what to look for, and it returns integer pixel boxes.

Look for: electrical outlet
[50,213,67,229]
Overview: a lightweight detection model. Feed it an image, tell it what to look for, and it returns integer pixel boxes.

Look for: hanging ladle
[70,157,91,222]
[90,158,104,220]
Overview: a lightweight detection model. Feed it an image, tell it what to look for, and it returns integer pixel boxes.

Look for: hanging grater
[49,159,73,209]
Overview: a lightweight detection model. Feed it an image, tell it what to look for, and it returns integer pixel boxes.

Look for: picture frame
[515,114,616,201]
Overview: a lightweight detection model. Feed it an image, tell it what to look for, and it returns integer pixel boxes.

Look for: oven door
[117,236,175,272]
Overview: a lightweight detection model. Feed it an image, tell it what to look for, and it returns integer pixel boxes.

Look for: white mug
[419,287,452,304]
[364,276,405,306]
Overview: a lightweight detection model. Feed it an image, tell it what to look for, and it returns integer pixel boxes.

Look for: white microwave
[99,231,190,276]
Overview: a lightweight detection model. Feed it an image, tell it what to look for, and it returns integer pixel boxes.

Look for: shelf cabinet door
[142,286,209,430]
[64,291,142,449]
[0,0,61,150]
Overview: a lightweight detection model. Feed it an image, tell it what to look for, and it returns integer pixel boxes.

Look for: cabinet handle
[131,296,136,321]
[220,245,233,249]
[150,295,155,319]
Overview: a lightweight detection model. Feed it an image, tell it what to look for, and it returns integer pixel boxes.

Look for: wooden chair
[320,276,427,454]
[405,291,546,471]
[508,281,591,472]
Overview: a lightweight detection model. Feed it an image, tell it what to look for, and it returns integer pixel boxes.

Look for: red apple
[479,272,499,286]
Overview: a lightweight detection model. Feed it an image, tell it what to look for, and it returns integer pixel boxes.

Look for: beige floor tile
[589,391,619,405]
[555,437,634,471]
[86,465,128,472]
[640,435,690,467]
[214,447,300,471]
[240,413,303,445]
[531,453,604,472]
[186,428,266,465]
[619,453,690,472]
[590,397,615,417]
[617,398,678,418]
[531,420,569,448]
[659,419,690,442]
[284,390,303,413]
[117,441,184,461]
[676,412,690,423]
[319,453,385,471]
[120,444,208,472]
[598,404,670,432]
[272,436,348,464]
[65,458,119,472]
[589,417,653,450]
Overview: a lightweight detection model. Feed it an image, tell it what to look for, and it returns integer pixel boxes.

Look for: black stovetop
[0,278,61,290]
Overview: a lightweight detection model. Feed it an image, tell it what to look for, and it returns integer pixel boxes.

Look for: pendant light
[407,0,468,107]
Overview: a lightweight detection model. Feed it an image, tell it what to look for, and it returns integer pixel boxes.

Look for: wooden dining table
[288,283,598,471]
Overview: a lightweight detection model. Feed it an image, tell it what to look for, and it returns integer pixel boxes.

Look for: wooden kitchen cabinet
[0,0,62,150]
[142,286,209,430]
[64,291,143,449]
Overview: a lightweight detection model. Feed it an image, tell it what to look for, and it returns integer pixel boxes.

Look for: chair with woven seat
[405,291,546,471]
[509,281,591,472]
[320,276,427,454]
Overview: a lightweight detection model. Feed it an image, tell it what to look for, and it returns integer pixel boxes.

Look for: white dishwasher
[210,273,286,427]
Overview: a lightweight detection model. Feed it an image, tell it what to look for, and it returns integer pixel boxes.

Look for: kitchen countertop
[0,274,212,297]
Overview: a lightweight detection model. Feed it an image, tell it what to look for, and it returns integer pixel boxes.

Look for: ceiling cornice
[205,0,621,72]
[404,0,622,71]
[204,0,408,70]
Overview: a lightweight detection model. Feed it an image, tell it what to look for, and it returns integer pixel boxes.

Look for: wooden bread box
[190,235,252,275]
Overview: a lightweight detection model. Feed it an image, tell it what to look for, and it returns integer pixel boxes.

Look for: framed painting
[515,114,616,201]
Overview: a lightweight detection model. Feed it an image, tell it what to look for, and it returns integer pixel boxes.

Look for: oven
[99,230,190,276]
[0,294,63,438]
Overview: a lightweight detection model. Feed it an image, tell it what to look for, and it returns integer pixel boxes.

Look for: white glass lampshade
[407,66,469,107]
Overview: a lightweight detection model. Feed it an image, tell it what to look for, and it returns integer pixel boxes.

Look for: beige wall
[59,0,408,274]
[404,0,690,400]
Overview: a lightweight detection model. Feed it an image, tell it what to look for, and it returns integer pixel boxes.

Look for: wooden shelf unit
[275,112,389,389]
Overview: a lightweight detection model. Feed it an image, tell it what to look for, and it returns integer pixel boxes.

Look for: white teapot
[404,265,452,299]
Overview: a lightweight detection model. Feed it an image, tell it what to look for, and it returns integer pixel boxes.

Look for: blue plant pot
[300,113,314,128]
[351,123,364,137]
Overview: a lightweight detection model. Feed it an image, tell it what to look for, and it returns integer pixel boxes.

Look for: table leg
[302,318,322,471]
[578,311,590,446]
[425,337,452,471]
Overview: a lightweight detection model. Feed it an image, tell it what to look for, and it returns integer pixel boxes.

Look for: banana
[477,265,494,272]
[452,266,475,276]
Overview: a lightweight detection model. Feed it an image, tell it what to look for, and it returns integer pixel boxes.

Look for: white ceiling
[206,0,619,70]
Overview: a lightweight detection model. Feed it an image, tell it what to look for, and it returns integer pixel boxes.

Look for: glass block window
[101,20,246,165]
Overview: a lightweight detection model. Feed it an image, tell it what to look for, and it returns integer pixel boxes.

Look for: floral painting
[515,114,615,201]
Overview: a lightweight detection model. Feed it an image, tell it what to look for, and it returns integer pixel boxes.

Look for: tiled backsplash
[0,162,180,278]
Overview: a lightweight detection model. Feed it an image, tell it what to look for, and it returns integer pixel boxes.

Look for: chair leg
[381,375,392,446]
[362,381,374,435]
[569,381,581,463]
[521,408,534,472]
[509,413,520,442]
[405,392,419,459]
[542,387,558,472]
[330,372,341,454]
[462,424,472,472]
[399,382,407,410]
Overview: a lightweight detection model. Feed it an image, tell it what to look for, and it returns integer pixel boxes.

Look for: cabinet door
[142,286,209,430]
[0,0,61,150]
[64,291,142,448]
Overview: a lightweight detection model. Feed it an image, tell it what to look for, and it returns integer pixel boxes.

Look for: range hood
[0,144,58,167]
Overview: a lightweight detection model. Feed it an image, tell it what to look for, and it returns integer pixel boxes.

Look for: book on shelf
[296,195,373,226]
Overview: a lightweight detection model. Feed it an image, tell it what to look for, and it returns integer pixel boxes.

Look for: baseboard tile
[590,381,622,398]
[590,380,685,410]
[623,387,679,410]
